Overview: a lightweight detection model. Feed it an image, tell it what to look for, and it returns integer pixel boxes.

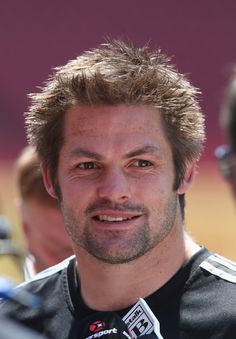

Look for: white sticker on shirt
[123,298,164,339]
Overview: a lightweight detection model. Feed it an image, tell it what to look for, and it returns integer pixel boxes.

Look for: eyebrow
[68,145,162,161]
[68,148,103,161]
[124,145,163,159]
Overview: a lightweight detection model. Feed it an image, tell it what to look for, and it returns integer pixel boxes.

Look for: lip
[90,210,143,228]
[90,210,142,219]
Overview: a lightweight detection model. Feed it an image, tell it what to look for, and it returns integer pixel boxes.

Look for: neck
[74,226,200,312]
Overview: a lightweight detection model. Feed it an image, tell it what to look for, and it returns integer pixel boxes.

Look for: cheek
[132,174,173,199]
[144,187,167,211]
[60,179,94,212]
[137,179,175,219]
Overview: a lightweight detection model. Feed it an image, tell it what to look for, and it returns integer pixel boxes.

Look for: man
[0,40,236,338]
[15,145,73,279]
[215,69,236,197]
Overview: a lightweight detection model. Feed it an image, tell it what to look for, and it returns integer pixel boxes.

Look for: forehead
[64,104,164,136]
[61,104,172,158]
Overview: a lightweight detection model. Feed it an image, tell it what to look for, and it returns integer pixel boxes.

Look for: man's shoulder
[21,254,76,287]
[177,251,236,337]
[199,252,236,285]
[0,255,76,311]
[0,255,76,337]
[185,251,236,311]
[3,254,75,303]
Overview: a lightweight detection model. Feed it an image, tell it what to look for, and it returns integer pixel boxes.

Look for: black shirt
[0,247,236,338]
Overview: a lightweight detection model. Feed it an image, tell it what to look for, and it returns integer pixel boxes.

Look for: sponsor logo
[126,309,142,327]
[86,328,118,339]
[123,298,164,339]
[89,321,106,333]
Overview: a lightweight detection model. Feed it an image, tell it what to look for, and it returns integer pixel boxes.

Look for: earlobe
[40,162,57,199]
[177,163,196,195]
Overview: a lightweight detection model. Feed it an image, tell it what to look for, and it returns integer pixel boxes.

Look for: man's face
[52,104,181,264]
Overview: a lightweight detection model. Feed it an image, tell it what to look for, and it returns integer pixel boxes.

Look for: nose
[97,166,132,203]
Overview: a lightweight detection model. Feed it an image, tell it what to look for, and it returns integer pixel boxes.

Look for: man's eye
[78,162,97,169]
[133,160,152,167]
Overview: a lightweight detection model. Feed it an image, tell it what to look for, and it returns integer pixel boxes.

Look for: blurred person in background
[215,68,236,198]
[15,145,73,280]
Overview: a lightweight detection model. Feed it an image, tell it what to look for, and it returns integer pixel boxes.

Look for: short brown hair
[25,39,205,190]
[16,145,58,207]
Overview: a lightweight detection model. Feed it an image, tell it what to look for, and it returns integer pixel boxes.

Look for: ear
[177,162,196,195]
[40,162,58,199]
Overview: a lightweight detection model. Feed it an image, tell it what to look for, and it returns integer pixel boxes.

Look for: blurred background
[1,0,236,282]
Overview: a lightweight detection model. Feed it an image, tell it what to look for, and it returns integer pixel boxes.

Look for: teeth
[97,215,130,222]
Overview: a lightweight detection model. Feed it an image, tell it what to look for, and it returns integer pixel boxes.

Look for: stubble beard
[60,193,178,265]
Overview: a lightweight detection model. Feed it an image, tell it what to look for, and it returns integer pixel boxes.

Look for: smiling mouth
[93,215,140,222]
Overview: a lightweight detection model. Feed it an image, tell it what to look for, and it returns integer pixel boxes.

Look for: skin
[21,199,73,273]
[43,104,199,310]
